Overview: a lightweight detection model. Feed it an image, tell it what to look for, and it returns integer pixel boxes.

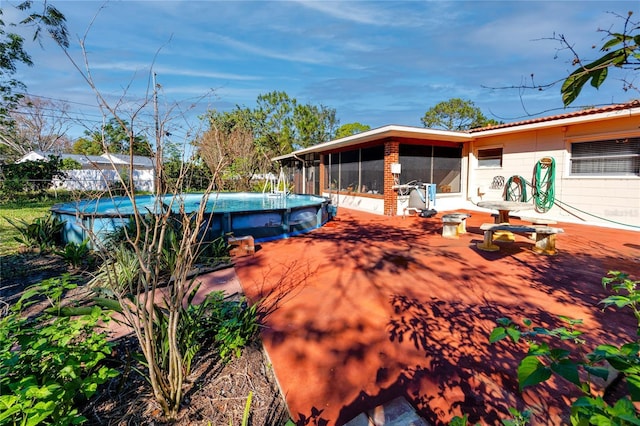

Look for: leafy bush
[207,294,260,362]
[88,243,140,292]
[56,240,94,269]
[0,275,119,425]
[5,212,65,251]
[0,155,66,194]
[60,158,82,170]
[103,214,229,265]
[0,189,76,205]
[488,271,640,424]
[131,288,258,376]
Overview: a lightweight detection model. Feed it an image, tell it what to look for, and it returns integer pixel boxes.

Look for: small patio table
[477,200,533,242]
[477,200,532,223]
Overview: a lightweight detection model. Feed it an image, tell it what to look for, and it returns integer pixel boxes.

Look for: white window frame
[569,137,640,177]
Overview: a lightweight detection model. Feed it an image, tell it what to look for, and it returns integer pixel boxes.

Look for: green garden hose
[533,157,555,213]
[505,175,528,202]
[504,157,556,213]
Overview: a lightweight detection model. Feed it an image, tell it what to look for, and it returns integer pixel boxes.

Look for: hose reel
[504,157,556,213]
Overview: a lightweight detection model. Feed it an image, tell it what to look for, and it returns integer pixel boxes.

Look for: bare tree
[46,8,226,421]
[0,95,72,155]
[199,117,270,191]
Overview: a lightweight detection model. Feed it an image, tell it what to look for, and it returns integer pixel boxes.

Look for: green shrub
[0,155,66,194]
[488,271,640,424]
[5,213,65,252]
[0,275,119,425]
[57,240,94,269]
[144,289,259,376]
[60,158,82,170]
[208,294,260,362]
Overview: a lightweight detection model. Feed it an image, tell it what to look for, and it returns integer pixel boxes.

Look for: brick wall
[383,140,399,215]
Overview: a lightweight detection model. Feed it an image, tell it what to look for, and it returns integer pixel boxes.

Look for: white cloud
[208,33,338,65]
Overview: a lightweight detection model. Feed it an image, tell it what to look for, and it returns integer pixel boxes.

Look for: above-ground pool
[51,192,333,246]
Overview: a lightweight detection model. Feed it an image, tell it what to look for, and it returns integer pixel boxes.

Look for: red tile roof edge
[469,99,640,133]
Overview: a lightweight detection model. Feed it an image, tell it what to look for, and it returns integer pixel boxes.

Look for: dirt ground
[0,253,290,426]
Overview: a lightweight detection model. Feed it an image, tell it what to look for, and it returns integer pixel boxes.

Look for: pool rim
[50,192,330,219]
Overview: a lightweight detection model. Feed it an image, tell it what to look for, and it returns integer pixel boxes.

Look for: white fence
[53,169,155,192]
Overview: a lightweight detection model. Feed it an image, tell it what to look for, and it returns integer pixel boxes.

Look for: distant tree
[0,2,68,156]
[72,136,102,155]
[0,96,72,156]
[252,91,295,158]
[60,157,81,170]
[199,109,270,191]
[421,98,499,131]
[202,91,339,175]
[335,122,371,138]
[73,117,153,156]
[247,91,339,155]
[293,103,338,148]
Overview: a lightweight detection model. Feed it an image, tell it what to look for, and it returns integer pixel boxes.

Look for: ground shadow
[233,209,640,425]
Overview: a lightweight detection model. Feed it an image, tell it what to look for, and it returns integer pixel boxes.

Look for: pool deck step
[343,397,431,426]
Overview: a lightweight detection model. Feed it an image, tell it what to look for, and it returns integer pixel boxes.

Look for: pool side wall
[51,195,331,248]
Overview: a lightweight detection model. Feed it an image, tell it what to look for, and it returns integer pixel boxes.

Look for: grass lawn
[0,199,59,256]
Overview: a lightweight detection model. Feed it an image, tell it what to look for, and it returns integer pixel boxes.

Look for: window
[399,145,433,184]
[399,144,462,193]
[323,153,340,189]
[360,146,384,194]
[322,147,384,194]
[571,137,640,176]
[340,150,359,191]
[432,146,462,193]
[477,147,503,168]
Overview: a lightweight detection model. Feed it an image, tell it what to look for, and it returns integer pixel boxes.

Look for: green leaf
[0,399,22,422]
[496,317,513,327]
[601,34,625,51]
[584,365,612,381]
[518,355,552,390]
[24,385,53,399]
[601,295,633,308]
[558,315,582,326]
[528,342,550,356]
[551,359,582,387]
[0,395,18,409]
[562,71,590,106]
[611,397,637,416]
[489,327,507,343]
[626,374,640,401]
[549,348,571,360]
[589,67,608,89]
[588,414,614,426]
[506,327,521,343]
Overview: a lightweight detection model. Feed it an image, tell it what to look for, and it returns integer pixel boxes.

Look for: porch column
[319,154,326,193]
[383,140,399,215]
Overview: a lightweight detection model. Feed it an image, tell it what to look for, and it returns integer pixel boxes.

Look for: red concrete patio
[233,208,640,425]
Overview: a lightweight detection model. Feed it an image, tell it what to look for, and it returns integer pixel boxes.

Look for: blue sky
[6,0,640,143]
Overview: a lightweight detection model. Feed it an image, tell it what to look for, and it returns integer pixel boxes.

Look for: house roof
[469,99,640,133]
[103,153,155,167]
[274,100,640,161]
[18,151,154,167]
[272,125,471,161]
